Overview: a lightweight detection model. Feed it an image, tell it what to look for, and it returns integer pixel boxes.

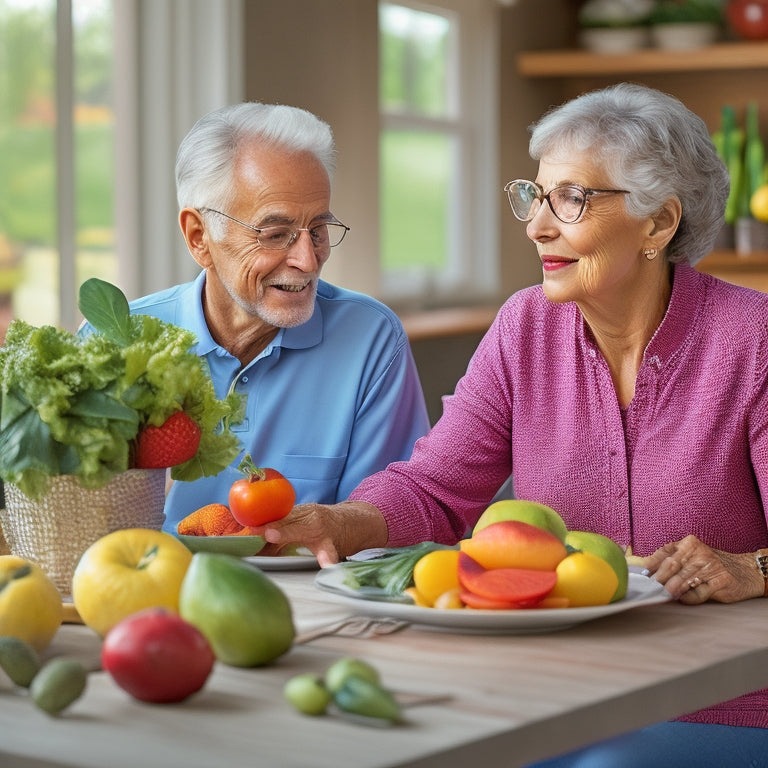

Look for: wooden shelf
[700,249,768,269]
[697,250,768,293]
[518,41,768,78]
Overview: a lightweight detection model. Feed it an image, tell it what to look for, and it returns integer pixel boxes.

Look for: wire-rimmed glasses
[504,179,629,224]
[200,208,350,252]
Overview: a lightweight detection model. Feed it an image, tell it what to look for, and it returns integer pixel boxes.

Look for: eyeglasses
[504,179,629,224]
[200,208,350,252]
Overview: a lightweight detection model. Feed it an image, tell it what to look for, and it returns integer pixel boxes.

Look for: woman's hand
[251,501,389,567]
[642,535,764,604]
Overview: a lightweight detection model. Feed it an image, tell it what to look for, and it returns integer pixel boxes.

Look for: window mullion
[56,0,77,331]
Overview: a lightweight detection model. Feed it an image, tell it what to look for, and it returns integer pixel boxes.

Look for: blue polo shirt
[128,272,430,532]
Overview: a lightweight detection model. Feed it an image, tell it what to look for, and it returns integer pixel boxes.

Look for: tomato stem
[237,453,266,482]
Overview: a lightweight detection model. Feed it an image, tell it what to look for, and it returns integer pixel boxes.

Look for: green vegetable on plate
[340,541,456,597]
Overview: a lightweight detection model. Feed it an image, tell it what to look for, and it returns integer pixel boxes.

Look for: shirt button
[241,376,248,383]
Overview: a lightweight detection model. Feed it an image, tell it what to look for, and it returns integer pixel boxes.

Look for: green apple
[564,530,628,602]
[473,499,568,542]
[179,553,295,667]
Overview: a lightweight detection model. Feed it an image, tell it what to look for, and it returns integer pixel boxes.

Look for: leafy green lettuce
[0,279,244,498]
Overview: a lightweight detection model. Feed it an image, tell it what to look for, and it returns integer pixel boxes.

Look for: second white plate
[245,554,319,571]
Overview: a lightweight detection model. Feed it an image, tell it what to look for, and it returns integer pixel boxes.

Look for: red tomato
[229,466,296,527]
[101,608,214,703]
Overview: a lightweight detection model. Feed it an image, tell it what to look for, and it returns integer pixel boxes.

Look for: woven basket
[0,469,167,595]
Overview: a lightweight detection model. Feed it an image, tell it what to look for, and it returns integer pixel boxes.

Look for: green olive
[284,673,332,716]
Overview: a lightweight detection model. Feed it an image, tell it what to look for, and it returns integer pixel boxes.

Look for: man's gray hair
[175,102,336,222]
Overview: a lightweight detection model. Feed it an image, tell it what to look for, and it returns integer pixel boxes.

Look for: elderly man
[129,102,429,532]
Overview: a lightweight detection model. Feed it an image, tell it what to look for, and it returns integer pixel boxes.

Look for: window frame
[378,0,499,305]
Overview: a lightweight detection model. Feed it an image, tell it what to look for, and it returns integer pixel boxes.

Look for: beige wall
[243,0,381,297]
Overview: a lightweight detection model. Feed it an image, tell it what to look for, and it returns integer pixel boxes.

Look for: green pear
[179,553,295,667]
[473,499,568,542]
[564,530,628,602]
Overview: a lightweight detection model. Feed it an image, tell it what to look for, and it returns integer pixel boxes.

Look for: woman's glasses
[504,179,629,224]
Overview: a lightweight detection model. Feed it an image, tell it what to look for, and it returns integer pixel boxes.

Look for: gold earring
[644,248,657,261]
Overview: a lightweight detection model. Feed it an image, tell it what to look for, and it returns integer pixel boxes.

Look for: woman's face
[525,153,654,311]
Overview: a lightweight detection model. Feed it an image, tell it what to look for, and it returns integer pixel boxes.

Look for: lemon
[0,556,63,652]
[750,185,768,223]
[549,551,618,607]
[412,549,461,606]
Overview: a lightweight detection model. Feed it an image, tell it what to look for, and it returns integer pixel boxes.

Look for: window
[378,0,498,304]
[0,0,243,341]
[0,0,115,339]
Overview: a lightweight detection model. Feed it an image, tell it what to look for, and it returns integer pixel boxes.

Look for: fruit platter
[314,500,671,634]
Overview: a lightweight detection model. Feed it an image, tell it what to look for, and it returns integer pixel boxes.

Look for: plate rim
[314,567,671,633]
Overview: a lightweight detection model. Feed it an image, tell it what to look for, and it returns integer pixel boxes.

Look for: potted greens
[649,0,724,48]
[578,0,655,52]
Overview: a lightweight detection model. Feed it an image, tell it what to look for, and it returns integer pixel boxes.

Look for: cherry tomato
[228,455,296,527]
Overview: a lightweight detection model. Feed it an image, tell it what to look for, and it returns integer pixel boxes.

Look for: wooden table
[2,570,767,768]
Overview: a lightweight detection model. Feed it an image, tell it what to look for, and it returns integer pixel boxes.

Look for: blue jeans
[526,722,768,768]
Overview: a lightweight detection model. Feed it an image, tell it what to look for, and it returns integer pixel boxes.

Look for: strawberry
[134,411,202,469]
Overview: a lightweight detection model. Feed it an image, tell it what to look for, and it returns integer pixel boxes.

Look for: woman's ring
[687,576,702,589]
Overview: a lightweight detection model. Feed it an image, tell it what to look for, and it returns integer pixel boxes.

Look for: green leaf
[78,277,133,346]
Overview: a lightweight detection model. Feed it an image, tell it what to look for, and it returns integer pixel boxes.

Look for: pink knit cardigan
[351,264,768,727]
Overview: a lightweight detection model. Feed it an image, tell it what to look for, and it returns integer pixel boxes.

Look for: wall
[243,0,381,297]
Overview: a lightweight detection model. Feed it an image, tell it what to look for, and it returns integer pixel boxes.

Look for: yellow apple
[564,530,628,602]
[0,555,63,652]
[549,551,618,607]
[72,528,193,637]
[473,499,568,542]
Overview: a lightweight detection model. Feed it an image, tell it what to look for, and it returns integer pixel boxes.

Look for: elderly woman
[259,84,768,763]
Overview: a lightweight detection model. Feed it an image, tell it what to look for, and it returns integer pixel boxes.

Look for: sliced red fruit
[457,552,557,604]
[459,590,529,610]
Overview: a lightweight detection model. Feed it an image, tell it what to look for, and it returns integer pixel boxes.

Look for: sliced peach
[460,520,567,571]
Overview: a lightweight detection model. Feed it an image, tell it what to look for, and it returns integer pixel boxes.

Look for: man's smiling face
[206,140,333,330]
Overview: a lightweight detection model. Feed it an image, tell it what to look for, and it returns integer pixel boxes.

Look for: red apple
[101,608,215,703]
[727,0,768,40]
[460,520,567,571]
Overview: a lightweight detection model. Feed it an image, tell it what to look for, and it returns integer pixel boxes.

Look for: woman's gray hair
[176,102,337,238]
[528,83,729,265]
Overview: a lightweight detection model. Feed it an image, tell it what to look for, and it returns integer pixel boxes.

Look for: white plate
[245,554,319,571]
[314,569,671,634]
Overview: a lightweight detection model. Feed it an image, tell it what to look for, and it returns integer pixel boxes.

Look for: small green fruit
[325,656,380,694]
[29,658,87,715]
[333,675,401,723]
[0,636,41,688]
[284,673,331,716]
